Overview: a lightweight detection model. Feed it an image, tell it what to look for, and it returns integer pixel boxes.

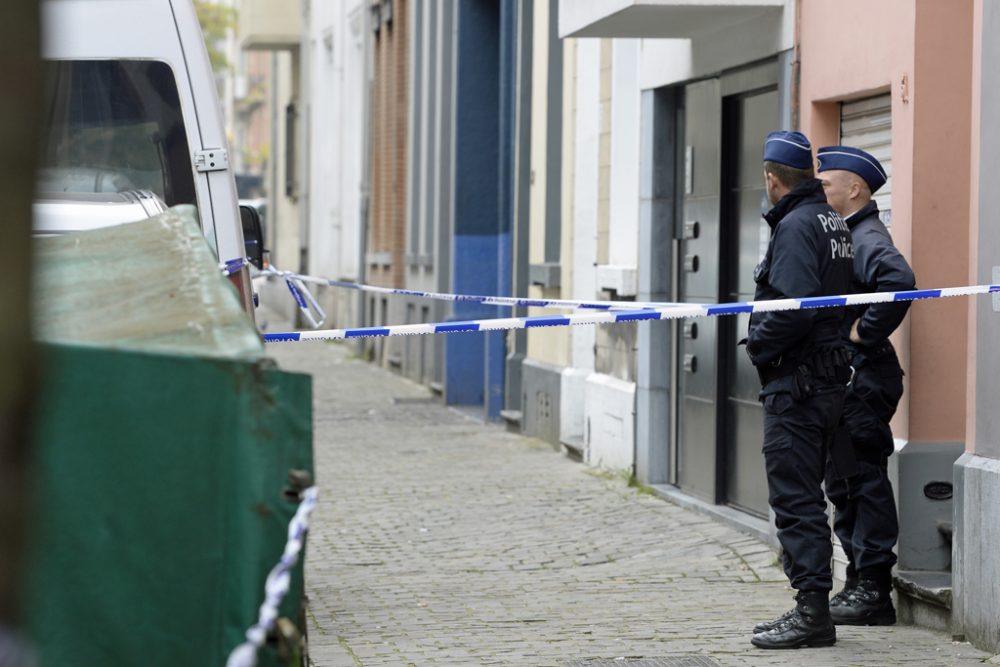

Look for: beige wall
[526,2,569,367]
[597,39,612,266]
[270,50,301,274]
[799,0,973,444]
[561,39,576,309]
[528,0,551,270]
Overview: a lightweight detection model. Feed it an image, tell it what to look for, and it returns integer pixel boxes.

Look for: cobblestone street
[268,342,995,667]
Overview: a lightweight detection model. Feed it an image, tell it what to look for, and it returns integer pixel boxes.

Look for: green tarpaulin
[25,208,314,667]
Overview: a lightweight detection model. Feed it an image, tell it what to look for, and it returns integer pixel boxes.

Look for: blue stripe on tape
[261,283,1000,343]
[578,304,614,310]
[346,328,389,338]
[435,322,481,333]
[800,296,848,309]
[525,316,572,328]
[614,310,661,322]
[263,332,301,342]
[223,258,246,275]
[707,303,754,315]
[897,289,941,301]
[286,282,308,308]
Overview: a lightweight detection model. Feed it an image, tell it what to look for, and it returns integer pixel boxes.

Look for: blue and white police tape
[283,275,327,328]
[221,257,249,276]
[262,283,1000,343]
[222,258,329,326]
[260,265,685,311]
[226,486,319,667]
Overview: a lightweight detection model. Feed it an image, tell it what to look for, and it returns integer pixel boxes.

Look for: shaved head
[818,168,871,217]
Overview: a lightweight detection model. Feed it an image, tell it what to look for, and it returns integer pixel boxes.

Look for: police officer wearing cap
[816,145,916,626]
[746,131,854,649]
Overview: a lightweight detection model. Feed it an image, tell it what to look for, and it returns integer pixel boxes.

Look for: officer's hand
[738,337,759,365]
[849,319,862,344]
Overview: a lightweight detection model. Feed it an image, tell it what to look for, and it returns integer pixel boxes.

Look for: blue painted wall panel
[447,233,499,405]
[446,0,517,416]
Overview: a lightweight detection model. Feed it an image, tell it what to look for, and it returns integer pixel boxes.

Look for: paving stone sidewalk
[267,341,995,667]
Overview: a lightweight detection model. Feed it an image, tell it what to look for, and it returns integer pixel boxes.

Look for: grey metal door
[720,88,777,517]
[676,78,721,503]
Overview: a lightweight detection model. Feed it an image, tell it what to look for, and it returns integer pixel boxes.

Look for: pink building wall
[966,0,983,453]
[798,0,973,446]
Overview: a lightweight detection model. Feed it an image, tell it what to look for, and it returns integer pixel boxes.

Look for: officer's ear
[849,177,864,201]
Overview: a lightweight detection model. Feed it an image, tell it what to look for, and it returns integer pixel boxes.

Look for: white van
[38,0,261,316]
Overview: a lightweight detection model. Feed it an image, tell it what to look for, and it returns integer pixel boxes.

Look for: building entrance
[672,61,781,519]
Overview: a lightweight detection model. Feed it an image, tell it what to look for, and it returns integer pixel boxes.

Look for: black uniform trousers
[825,348,904,580]
[762,381,845,592]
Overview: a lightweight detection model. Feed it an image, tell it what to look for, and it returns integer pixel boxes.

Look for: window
[38,60,196,207]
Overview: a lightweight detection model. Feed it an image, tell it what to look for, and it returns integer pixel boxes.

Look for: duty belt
[757,347,853,392]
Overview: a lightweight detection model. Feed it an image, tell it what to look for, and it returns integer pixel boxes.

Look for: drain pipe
[791,0,802,130]
[357,2,374,357]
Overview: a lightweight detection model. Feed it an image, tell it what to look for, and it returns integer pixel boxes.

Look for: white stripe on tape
[262,283,1000,343]
[260,266,684,312]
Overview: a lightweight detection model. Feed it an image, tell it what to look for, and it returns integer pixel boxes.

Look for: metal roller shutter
[840,94,893,229]
[832,94,893,580]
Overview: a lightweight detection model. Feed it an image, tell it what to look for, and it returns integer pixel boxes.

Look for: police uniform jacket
[747,178,854,373]
[840,200,916,347]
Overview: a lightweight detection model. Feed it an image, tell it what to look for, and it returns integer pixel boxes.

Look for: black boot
[751,590,837,649]
[752,607,796,634]
[830,577,896,626]
[753,574,858,634]
[830,576,858,609]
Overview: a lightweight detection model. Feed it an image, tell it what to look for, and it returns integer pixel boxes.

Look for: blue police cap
[816,145,887,193]
[762,131,813,169]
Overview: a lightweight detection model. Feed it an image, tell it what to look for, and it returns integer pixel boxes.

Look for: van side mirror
[239,204,265,270]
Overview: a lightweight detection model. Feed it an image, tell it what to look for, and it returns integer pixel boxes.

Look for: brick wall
[369,0,408,289]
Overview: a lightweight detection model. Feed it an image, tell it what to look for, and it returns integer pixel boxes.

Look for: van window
[38,60,196,207]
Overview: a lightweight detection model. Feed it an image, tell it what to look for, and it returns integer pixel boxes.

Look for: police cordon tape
[223,259,329,326]
[261,283,1000,342]
[222,257,249,276]
[258,265,687,312]
[281,275,327,328]
[226,486,318,667]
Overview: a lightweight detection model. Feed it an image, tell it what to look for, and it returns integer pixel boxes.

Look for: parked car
[37,0,262,316]
[32,190,168,237]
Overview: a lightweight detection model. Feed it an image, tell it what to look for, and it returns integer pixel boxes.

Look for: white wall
[306,0,365,283]
[638,1,795,90]
[585,374,636,471]
[570,38,600,370]
[564,37,639,473]
[608,38,640,270]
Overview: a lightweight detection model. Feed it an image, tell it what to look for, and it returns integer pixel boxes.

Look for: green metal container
[26,344,313,666]
[25,209,314,666]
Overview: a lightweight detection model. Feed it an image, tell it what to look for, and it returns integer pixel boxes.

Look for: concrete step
[894,569,955,635]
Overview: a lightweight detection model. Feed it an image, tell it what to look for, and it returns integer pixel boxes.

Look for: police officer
[746,131,854,649]
[816,145,915,626]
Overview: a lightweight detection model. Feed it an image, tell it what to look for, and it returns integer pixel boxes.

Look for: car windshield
[37,59,195,207]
